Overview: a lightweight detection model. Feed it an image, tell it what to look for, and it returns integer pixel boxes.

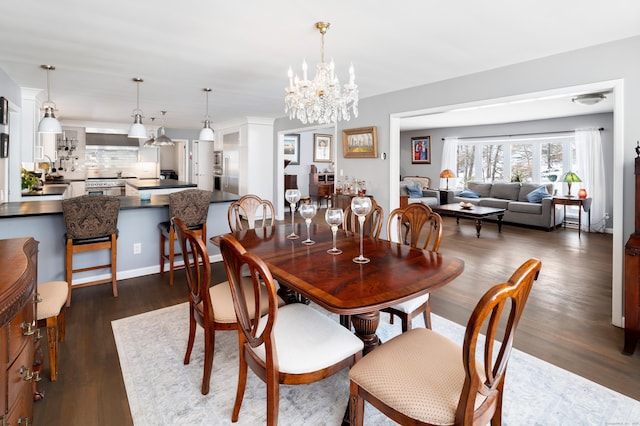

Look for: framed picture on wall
[283,134,300,165]
[0,97,7,125]
[313,134,332,162]
[411,136,431,164]
[342,126,378,158]
[0,133,8,158]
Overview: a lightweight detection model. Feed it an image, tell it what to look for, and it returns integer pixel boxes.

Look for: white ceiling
[0,1,636,131]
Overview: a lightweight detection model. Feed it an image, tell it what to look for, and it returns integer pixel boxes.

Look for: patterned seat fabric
[62,195,120,240]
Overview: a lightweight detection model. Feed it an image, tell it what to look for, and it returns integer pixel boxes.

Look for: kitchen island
[0,190,238,285]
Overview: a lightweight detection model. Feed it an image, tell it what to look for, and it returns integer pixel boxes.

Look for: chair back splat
[228,194,275,232]
[343,198,384,239]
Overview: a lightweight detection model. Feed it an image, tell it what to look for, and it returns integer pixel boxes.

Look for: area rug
[112,303,640,425]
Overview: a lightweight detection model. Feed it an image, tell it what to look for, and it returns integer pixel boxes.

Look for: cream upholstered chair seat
[36,280,69,381]
[349,328,485,425]
[198,279,281,324]
[252,303,364,374]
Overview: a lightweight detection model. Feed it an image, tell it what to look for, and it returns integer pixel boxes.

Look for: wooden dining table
[211,223,464,354]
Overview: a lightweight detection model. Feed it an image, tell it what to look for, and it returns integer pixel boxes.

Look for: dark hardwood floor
[32,213,639,425]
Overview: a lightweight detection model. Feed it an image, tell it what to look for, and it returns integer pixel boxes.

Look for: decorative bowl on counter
[140,192,151,201]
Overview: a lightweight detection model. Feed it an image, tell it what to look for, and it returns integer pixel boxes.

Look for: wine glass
[285,189,301,239]
[351,196,372,264]
[299,203,317,245]
[325,208,344,255]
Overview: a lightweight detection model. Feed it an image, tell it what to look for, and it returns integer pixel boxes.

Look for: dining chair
[343,197,384,238]
[159,189,212,286]
[219,234,364,425]
[61,195,120,306]
[227,194,275,232]
[349,258,542,426]
[36,280,69,381]
[173,217,276,395]
[383,203,443,331]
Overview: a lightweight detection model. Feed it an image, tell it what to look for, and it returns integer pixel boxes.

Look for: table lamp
[560,171,581,197]
[440,169,454,190]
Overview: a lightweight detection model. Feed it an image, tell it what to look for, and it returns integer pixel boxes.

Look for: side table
[553,196,592,237]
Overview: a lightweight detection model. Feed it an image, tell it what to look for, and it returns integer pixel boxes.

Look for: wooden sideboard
[623,155,640,355]
[0,237,38,424]
[309,170,334,207]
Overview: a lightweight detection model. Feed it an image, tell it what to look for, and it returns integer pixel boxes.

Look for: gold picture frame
[313,134,332,163]
[342,126,378,158]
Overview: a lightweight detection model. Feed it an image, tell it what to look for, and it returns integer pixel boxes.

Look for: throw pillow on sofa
[406,183,423,198]
[458,189,480,198]
[526,185,550,203]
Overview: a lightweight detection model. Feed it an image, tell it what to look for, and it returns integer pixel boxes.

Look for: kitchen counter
[126,179,197,190]
[21,185,68,197]
[0,191,238,218]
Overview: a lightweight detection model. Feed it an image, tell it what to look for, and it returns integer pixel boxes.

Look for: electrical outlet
[133,243,142,254]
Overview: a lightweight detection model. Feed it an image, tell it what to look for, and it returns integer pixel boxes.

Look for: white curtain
[575,129,606,232]
[440,138,459,189]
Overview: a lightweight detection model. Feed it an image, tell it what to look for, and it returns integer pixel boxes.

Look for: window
[455,135,574,188]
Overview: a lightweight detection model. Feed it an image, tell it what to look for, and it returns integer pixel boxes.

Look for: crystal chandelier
[285,22,358,125]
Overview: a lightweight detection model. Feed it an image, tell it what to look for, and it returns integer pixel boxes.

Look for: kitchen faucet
[43,155,54,174]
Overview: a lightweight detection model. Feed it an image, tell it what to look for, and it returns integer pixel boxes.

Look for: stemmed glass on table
[351,196,372,264]
[325,208,344,255]
[285,189,301,239]
[299,203,317,245]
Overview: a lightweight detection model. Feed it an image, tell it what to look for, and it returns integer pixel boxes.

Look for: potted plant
[21,168,41,192]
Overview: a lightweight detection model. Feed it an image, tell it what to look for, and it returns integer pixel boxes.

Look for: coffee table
[432,203,506,238]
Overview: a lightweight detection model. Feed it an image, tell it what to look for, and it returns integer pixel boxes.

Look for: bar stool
[62,195,120,307]
[159,189,212,285]
[36,281,68,381]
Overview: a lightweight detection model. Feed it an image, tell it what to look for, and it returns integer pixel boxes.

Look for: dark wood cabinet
[0,238,38,424]
[309,169,334,208]
[623,155,640,354]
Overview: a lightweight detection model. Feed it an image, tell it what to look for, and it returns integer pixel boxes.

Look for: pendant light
[155,111,174,146]
[143,117,157,147]
[38,65,62,134]
[199,88,214,141]
[128,77,147,138]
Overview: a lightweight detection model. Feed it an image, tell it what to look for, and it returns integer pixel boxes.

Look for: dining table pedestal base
[351,311,380,354]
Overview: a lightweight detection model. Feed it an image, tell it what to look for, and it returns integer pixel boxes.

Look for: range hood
[86,132,140,147]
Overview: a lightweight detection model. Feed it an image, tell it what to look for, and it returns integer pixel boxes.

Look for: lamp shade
[199,121,214,141]
[38,108,62,134]
[560,171,581,183]
[128,114,146,138]
[440,169,454,179]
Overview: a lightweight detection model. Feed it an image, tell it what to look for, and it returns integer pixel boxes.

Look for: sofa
[399,176,439,208]
[444,181,564,230]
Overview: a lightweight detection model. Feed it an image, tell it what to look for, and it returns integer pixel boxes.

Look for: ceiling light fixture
[572,93,606,106]
[144,117,157,147]
[154,110,174,146]
[128,77,147,138]
[199,88,215,141]
[285,22,358,124]
[37,65,62,134]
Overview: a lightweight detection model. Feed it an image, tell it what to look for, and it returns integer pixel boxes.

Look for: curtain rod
[441,127,604,141]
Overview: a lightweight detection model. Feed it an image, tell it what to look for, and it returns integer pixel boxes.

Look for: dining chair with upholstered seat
[173,217,278,395]
[61,195,120,307]
[343,197,384,238]
[219,233,364,425]
[382,203,443,331]
[227,194,275,232]
[36,280,69,381]
[159,189,212,286]
[349,258,541,426]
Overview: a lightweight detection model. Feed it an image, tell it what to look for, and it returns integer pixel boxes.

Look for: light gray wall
[400,113,614,227]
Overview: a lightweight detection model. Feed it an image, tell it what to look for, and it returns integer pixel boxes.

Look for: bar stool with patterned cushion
[62,195,120,307]
[158,189,212,286]
[36,280,69,381]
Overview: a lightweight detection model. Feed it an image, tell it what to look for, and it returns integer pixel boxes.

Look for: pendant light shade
[154,111,174,146]
[143,117,157,147]
[199,88,215,141]
[38,65,62,134]
[128,78,147,138]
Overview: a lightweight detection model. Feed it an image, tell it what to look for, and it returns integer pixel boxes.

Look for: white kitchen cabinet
[215,118,274,200]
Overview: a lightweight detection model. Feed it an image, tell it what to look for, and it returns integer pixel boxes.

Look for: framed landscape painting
[342,126,378,158]
[313,134,332,163]
[283,134,300,165]
[411,136,431,164]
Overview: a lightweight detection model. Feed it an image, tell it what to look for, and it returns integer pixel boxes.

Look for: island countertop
[126,179,197,190]
[0,190,239,218]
